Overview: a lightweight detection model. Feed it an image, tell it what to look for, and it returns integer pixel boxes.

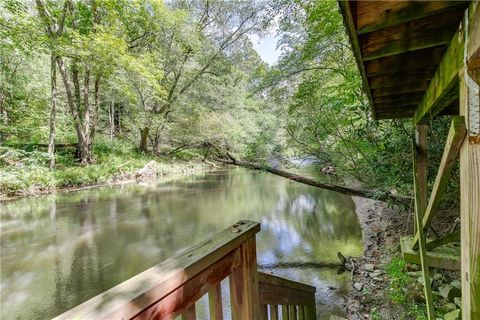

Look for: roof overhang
[338,1,469,120]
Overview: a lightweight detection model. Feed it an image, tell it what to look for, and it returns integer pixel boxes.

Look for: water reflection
[0,167,362,319]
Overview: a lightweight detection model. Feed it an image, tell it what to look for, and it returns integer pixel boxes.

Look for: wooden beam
[356,1,468,35]
[369,74,431,89]
[365,46,445,77]
[412,116,467,249]
[375,101,418,110]
[426,230,461,251]
[460,3,480,319]
[413,125,435,320]
[401,236,461,270]
[338,1,376,118]
[372,84,428,98]
[374,92,425,104]
[360,11,463,61]
[413,27,465,124]
[376,112,414,120]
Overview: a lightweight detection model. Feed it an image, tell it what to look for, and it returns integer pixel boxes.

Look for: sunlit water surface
[1,166,362,319]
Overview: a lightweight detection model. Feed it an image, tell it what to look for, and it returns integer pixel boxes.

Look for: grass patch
[385,257,428,320]
[1,137,206,197]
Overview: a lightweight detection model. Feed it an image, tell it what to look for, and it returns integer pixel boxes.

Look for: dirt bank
[345,197,407,319]
[347,197,460,319]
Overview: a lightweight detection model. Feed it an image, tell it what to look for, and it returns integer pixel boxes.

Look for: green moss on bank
[385,258,428,320]
[0,138,208,199]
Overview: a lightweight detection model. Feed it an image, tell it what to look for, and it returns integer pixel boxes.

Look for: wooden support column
[413,125,435,320]
[229,237,260,320]
[412,116,466,249]
[460,3,480,319]
[414,125,428,235]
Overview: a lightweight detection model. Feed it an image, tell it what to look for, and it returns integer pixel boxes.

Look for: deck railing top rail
[54,220,260,320]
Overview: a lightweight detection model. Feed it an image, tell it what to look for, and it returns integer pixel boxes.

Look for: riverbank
[347,197,461,320]
[0,141,211,201]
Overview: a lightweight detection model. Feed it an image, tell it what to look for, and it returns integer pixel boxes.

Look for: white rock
[353,282,363,291]
[364,263,375,272]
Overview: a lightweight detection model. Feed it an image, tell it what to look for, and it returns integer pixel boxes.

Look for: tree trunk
[89,77,100,145]
[108,100,115,140]
[218,154,410,205]
[1,89,8,143]
[114,102,122,134]
[56,58,92,164]
[36,0,94,165]
[76,132,91,164]
[139,127,149,153]
[0,94,6,126]
[48,55,57,168]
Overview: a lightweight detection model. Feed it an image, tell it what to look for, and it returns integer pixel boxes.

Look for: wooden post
[261,305,268,320]
[208,284,223,320]
[412,116,466,249]
[288,305,296,319]
[229,237,260,320]
[281,305,289,320]
[460,3,480,318]
[181,305,196,320]
[413,124,428,235]
[270,305,279,320]
[413,125,436,320]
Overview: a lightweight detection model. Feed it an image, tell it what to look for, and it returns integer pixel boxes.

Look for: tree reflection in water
[1,166,362,319]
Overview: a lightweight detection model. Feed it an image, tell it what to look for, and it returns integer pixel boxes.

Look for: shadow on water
[0,166,362,320]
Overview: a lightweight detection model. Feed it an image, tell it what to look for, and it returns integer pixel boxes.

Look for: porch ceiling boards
[339,1,469,119]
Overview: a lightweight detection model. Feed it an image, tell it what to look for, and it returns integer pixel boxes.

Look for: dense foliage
[267,0,458,200]
[1,0,283,159]
[1,0,459,201]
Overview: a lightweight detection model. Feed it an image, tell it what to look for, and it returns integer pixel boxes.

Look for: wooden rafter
[365,47,445,77]
[356,1,468,35]
[372,84,428,98]
[359,11,463,61]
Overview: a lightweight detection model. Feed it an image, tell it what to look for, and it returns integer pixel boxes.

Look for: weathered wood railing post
[460,3,480,319]
[229,237,260,320]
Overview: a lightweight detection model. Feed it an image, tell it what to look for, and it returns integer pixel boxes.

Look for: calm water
[0,167,362,319]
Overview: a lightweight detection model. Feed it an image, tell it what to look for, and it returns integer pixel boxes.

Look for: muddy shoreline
[347,196,460,319]
[345,197,408,319]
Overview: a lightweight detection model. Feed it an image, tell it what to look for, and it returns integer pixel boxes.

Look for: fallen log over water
[218,154,410,204]
[258,253,356,272]
[258,261,341,270]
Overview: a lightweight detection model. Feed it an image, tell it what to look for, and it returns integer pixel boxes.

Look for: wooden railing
[258,272,316,320]
[54,220,317,320]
